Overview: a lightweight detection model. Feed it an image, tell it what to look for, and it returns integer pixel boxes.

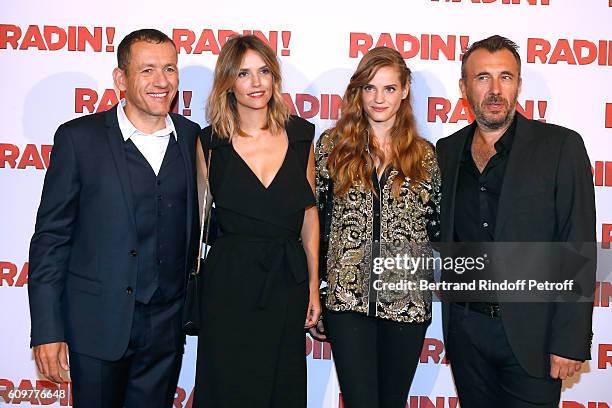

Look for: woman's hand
[304,286,322,329]
[308,320,327,342]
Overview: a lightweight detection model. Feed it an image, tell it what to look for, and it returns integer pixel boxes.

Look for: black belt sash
[219,233,308,309]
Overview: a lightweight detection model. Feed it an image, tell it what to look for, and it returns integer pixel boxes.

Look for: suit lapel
[443,123,473,242]
[494,114,536,239]
[173,118,196,254]
[105,106,137,230]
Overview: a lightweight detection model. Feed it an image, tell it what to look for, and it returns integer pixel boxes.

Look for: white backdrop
[1,0,611,406]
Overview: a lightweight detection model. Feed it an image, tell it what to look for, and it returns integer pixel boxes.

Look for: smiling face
[361,65,408,127]
[113,40,178,132]
[460,48,522,131]
[232,49,273,114]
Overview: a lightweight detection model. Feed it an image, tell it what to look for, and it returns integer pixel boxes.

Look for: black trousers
[325,310,428,408]
[69,297,185,408]
[446,303,562,408]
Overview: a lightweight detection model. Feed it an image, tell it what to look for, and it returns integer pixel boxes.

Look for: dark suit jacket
[28,106,200,361]
[436,113,596,377]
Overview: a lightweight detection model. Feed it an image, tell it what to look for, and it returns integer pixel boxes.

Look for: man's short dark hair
[461,35,521,79]
[117,28,176,71]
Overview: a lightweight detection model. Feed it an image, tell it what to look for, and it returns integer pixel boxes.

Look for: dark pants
[69,297,185,408]
[446,303,561,408]
[325,311,428,408]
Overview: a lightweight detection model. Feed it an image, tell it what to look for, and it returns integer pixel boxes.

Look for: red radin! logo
[0,24,115,52]
[173,386,194,408]
[283,93,343,120]
[75,88,193,117]
[427,98,547,123]
[603,224,612,250]
[172,29,291,56]
[527,38,612,66]
[349,33,469,60]
[593,162,612,187]
[0,261,28,287]
[420,338,448,364]
[0,144,52,170]
[599,344,612,369]
[595,282,612,308]
[306,335,332,360]
[0,25,293,56]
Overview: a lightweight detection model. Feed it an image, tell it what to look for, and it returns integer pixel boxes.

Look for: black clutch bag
[182,136,213,336]
[182,266,201,336]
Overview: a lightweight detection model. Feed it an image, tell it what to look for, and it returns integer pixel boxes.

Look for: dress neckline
[231,133,289,190]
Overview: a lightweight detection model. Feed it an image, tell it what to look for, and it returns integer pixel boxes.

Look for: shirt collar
[116,99,176,141]
[493,114,517,153]
[462,114,518,161]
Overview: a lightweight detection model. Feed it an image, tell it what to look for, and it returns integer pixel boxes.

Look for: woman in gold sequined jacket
[312,47,441,408]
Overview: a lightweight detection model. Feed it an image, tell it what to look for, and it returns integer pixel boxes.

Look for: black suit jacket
[28,106,200,361]
[436,113,596,377]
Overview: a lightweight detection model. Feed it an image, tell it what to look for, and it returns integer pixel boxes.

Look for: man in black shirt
[436,35,596,407]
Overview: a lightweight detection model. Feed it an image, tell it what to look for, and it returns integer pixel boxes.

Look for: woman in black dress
[193,35,321,407]
[313,47,441,408]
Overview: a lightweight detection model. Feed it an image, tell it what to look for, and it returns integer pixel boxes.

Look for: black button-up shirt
[454,117,517,243]
[452,117,517,304]
[371,168,389,244]
[369,167,389,315]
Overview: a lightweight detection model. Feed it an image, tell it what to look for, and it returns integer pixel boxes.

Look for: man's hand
[33,342,70,383]
[549,354,583,380]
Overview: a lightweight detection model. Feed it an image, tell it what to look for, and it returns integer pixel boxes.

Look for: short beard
[468,93,517,131]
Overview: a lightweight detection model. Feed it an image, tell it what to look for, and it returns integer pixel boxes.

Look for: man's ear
[113,67,127,92]
[459,78,467,100]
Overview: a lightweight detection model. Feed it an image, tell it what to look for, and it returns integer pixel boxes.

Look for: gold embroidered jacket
[315,131,441,323]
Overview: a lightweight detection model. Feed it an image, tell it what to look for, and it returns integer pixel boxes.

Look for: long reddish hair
[327,47,431,197]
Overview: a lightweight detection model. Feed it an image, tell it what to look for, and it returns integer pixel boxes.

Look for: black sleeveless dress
[194,116,315,408]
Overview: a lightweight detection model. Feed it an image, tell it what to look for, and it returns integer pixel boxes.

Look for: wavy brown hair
[206,35,289,139]
[327,47,432,198]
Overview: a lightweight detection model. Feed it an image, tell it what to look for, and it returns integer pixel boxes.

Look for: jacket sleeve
[28,123,81,347]
[432,138,448,250]
[548,130,596,361]
[315,131,334,283]
[425,147,441,244]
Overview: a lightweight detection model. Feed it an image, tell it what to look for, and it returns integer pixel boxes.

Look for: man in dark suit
[436,35,596,407]
[28,29,200,407]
